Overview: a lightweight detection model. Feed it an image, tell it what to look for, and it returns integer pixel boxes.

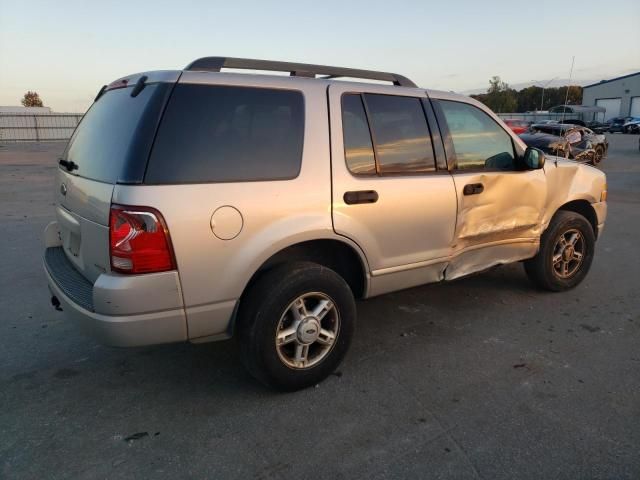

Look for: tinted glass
[342,94,376,175]
[146,84,304,184]
[364,94,435,174]
[439,100,515,170]
[62,84,168,184]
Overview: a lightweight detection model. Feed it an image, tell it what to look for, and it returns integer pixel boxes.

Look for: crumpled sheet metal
[443,159,604,280]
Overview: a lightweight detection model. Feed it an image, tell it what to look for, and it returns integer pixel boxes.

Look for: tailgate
[56,169,112,283]
[53,70,180,282]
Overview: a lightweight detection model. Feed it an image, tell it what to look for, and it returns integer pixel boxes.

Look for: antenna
[561,56,575,123]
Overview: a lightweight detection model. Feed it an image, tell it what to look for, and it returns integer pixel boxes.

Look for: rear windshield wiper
[58,159,78,172]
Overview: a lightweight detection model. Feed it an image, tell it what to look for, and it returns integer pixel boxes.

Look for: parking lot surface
[1,136,639,479]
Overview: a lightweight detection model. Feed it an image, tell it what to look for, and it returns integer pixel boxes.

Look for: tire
[592,145,604,165]
[524,211,595,292]
[237,262,356,391]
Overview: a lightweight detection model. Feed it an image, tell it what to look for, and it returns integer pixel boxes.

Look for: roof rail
[184,57,417,88]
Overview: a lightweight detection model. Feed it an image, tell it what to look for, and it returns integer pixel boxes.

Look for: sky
[1,0,638,112]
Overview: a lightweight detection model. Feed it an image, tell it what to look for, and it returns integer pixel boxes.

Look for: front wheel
[524,211,596,292]
[592,145,604,165]
[237,262,356,391]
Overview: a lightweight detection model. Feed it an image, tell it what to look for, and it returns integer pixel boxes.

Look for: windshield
[61,83,172,184]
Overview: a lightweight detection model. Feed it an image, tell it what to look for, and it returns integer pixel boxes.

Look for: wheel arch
[241,238,371,303]
[556,199,598,238]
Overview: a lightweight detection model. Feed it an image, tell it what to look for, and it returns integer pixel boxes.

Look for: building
[0,106,52,114]
[581,72,640,121]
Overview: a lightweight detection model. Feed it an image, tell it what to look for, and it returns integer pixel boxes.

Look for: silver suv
[44,57,607,390]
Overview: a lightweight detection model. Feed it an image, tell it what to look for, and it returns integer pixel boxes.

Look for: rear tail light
[109,205,176,274]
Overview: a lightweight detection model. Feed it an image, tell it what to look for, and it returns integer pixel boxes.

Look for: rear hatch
[55,71,179,282]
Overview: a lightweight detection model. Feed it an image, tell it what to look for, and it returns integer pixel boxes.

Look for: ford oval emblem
[60,183,67,196]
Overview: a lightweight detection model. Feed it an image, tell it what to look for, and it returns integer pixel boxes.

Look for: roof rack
[184,57,417,88]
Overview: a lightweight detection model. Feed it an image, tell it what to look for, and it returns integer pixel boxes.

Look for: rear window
[145,84,305,184]
[62,83,172,184]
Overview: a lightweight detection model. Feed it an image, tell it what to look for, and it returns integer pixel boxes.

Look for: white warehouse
[581,72,640,121]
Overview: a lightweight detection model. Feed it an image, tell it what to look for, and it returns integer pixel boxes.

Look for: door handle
[463,183,484,196]
[344,190,379,205]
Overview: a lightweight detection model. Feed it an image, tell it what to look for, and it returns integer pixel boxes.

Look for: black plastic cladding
[185,56,418,88]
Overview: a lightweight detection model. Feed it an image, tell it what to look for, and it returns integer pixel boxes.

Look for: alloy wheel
[552,229,585,279]
[275,292,340,369]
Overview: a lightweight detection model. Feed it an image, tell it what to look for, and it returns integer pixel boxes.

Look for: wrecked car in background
[523,123,608,165]
[518,130,569,159]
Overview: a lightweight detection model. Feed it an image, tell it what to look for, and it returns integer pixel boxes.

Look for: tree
[471,76,517,113]
[516,85,544,112]
[471,78,583,113]
[21,91,44,107]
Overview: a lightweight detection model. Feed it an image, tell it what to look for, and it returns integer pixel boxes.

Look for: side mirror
[523,147,546,169]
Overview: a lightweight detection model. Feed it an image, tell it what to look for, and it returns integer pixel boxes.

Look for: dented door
[431,97,547,280]
[447,169,546,278]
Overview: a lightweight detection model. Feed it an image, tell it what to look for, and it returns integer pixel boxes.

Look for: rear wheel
[524,211,595,291]
[237,262,356,391]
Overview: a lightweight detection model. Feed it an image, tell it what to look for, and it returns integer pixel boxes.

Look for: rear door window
[341,93,436,175]
[364,94,436,174]
[146,84,304,184]
[341,94,376,175]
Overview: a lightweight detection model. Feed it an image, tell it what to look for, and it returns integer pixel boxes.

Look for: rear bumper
[44,246,187,347]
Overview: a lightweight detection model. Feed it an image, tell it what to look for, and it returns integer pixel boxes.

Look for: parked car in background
[608,116,634,133]
[503,119,531,134]
[560,119,586,127]
[561,119,613,135]
[622,117,640,134]
[526,123,608,164]
[584,120,610,134]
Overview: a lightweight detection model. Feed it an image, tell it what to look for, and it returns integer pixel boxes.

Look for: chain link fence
[0,110,594,143]
[496,112,588,122]
[0,113,83,142]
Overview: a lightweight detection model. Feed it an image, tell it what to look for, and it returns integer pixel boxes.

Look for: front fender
[541,159,606,230]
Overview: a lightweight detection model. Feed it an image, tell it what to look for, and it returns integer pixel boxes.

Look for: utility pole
[540,77,558,111]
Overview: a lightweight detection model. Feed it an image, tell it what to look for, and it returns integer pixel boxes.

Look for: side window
[364,94,436,174]
[146,85,304,183]
[439,100,516,171]
[342,94,376,175]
